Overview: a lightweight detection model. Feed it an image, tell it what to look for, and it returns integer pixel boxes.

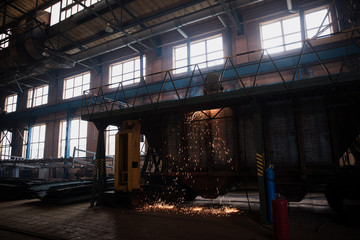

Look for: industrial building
[0,0,360,239]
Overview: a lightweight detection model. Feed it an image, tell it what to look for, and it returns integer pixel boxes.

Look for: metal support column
[63,108,72,179]
[187,38,191,72]
[25,120,32,159]
[91,122,107,207]
[300,10,306,42]
[140,52,144,77]
[254,107,268,223]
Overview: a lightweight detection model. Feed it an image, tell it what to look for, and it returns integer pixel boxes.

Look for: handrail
[81,29,360,119]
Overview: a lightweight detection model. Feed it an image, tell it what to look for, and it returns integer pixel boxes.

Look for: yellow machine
[114,120,141,192]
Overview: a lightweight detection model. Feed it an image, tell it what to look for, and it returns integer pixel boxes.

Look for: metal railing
[72,147,114,169]
[0,147,115,170]
[81,29,359,118]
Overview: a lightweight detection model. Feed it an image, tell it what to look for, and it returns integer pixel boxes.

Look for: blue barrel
[265,165,276,223]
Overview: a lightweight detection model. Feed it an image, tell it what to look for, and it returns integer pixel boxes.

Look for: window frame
[0,131,12,159]
[22,130,28,158]
[173,35,225,74]
[260,7,332,54]
[109,56,146,88]
[59,118,88,158]
[27,85,49,108]
[105,125,118,156]
[4,93,17,113]
[0,29,11,50]
[63,71,91,99]
[29,124,46,159]
[46,0,101,26]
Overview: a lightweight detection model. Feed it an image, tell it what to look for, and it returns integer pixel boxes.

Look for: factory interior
[1,0,360,239]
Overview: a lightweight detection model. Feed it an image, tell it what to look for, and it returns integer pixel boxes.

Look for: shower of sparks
[137,201,244,217]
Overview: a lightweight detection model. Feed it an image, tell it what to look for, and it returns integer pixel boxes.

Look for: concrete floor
[0,193,359,240]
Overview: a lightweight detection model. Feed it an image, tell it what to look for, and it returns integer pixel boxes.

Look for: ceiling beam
[59,0,205,53]
[219,0,243,34]
[0,0,60,33]
[73,0,151,51]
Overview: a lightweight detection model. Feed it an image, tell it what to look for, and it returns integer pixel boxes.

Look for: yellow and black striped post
[257,153,265,177]
[254,110,268,223]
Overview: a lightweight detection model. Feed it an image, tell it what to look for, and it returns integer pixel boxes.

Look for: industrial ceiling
[0,0,263,94]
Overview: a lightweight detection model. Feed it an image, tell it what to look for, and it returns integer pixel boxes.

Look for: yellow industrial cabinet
[114,120,141,192]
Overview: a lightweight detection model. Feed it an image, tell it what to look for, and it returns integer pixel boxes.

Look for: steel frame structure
[81,29,360,122]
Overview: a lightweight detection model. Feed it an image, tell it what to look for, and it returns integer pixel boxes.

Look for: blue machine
[265,165,276,223]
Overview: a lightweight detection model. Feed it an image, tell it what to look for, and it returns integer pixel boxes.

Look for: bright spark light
[137,202,244,217]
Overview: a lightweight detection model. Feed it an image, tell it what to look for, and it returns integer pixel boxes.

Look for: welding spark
[137,202,244,217]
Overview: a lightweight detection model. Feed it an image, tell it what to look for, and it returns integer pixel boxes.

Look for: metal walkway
[81,29,360,122]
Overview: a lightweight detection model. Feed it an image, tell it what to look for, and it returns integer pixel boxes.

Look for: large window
[29,124,46,159]
[105,125,118,156]
[27,85,49,108]
[4,94,17,113]
[173,35,224,74]
[109,57,146,88]
[46,0,101,26]
[0,131,12,159]
[59,118,87,157]
[261,8,331,54]
[63,72,90,99]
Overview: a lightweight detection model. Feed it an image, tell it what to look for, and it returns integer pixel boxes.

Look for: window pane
[207,51,223,61]
[123,61,134,73]
[70,120,79,139]
[305,9,329,29]
[79,121,87,138]
[42,95,48,105]
[66,78,74,89]
[83,73,90,84]
[70,139,77,153]
[35,88,42,97]
[73,86,82,97]
[262,22,282,39]
[112,64,123,76]
[208,59,224,68]
[39,142,45,154]
[50,2,61,26]
[207,37,223,52]
[284,33,302,50]
[43,85,49,94]
[61,121,67,138]
[74,76,82,87]
[134,59,140,71]
[31,143,39,158]
[263,37,283,49]
[282,17,300,34]
[32,127,39,141]
[175,46,187,60]
[65,89,73,99]
[83,84,90,92]
[176,59,187,68]
[191,42,205,57]
[134,71,140,79]
[191,55,206,65]
[123,72,133,82]
[112,76,122,84]
[39,129,46,142]
[284,32,301,45]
